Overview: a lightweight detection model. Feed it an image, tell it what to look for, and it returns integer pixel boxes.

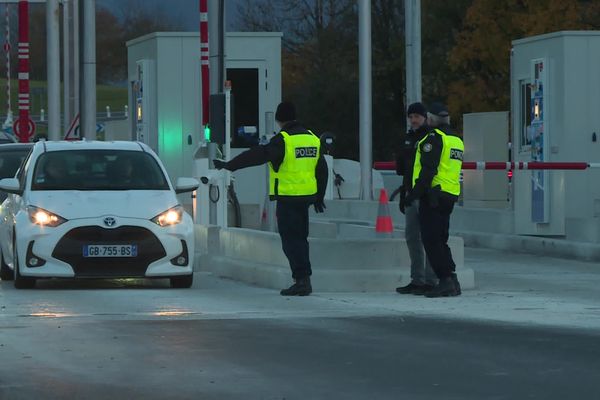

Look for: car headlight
[27,206,68,227]
[151,205,183,226]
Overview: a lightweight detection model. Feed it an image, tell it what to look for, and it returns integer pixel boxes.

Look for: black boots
[280,277,312,296]
[425,276,460,298]
[451,273,461,295]
[396,282,435,295]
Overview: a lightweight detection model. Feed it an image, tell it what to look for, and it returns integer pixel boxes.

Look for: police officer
[395,102,438,295]
[405,102,464,297]
[213,101,328,296]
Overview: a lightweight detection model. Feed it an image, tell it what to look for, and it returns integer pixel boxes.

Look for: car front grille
[52,226,166,278]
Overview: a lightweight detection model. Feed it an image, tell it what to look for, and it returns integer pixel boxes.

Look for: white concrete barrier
[195,226,472,292]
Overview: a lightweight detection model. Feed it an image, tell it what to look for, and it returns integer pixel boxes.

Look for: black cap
[275,101,296,122]
[407,102,427,118]
[429,102,449,117]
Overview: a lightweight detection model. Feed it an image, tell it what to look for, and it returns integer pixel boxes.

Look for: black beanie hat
[429,102,449,117]
[407,102,427,118]
[275,101,296,122]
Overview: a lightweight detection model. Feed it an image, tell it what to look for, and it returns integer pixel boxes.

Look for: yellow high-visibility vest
[269,130,320,198]
[412,128,464,196]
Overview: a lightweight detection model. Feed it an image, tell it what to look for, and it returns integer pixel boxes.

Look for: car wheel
[0,249,14,281]
[13,240,36,289]
[170,274,193,289]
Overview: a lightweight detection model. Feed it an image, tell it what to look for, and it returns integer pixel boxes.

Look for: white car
[0,140,199,289]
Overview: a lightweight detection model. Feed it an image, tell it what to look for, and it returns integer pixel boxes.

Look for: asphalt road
[0,247,599,399]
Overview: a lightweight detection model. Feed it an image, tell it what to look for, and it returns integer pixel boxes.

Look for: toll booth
[511,31,600,238]
[126,32,282,216]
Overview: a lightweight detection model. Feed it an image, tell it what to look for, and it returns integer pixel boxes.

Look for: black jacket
[410,124,462,203]
[395,123,430,193]
[225,121,328,203]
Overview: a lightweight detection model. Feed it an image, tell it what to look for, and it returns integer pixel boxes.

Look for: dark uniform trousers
[418,195,456,280]
[276,200,312,280]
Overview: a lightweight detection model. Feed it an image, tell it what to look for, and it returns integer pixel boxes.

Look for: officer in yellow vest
[405,102,464,297]
[213,101,328,296]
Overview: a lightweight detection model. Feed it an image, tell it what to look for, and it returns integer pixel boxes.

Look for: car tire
[170,274,193,289]
[0,250,14,281]
[13,240,36,289]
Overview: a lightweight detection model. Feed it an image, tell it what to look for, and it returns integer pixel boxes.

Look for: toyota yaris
[0,140,199,289]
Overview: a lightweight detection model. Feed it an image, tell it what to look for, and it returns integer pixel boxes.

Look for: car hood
[27,190,179,220]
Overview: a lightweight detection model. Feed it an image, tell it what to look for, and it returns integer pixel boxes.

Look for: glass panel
[31,150,170,191]
[226,68,259,148]
[520,80,532,149]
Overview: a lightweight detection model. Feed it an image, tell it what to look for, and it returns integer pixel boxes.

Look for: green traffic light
[204,124,211,141]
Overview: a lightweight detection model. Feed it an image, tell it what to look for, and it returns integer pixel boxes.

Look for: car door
[1,152,32,267]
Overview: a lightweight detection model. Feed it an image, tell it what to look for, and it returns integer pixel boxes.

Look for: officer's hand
[399,196,406,214]
[213,159,228,170]
[314,200,326,213]
[399,187,407,214]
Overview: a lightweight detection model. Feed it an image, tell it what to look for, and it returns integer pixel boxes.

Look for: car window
[17,150,33,191]
[0,149,30,179]
[31,150,170,191]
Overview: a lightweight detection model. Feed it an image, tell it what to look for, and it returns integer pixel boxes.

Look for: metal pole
[3,3,13,131]
[413,0,422,102]
[200,0,209,127]
[208,0,224,169]
[207,0,223,224]
[208,0,222,95]
[404,0,422,106]
[358,0,373,200]
[62,0,70,134]
[72,0,79,119]
[80,0,95,140]
[16,0,33,143]
[46,0,60,140]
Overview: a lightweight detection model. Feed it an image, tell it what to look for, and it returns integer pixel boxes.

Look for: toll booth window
[520,80,532,150]
[227,68,259,148]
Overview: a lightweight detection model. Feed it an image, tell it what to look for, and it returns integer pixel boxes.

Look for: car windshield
[31,150,170,191]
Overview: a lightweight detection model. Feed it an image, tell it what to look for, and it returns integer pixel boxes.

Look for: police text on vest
[295,147,318,158]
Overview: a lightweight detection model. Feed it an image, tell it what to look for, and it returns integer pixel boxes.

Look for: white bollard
[106,105,111,118]
[40,108,45,122]
[124,105,128,118]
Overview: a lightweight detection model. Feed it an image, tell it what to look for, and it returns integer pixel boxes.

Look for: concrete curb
[208,255,475,293]
[456,230,600,262]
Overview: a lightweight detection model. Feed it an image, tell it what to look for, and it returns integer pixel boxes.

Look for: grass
[0,78,128,116]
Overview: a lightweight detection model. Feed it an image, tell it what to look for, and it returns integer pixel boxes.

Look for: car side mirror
[175,177,200,194]
[0,178,22,196]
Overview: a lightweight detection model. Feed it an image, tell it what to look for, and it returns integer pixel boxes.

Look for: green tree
[236,0,472,161]
[237,0,360,159]
[96,6,125,84]
[448,0,593,123]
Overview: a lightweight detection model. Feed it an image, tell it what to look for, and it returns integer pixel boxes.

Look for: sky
[96,0,246,31]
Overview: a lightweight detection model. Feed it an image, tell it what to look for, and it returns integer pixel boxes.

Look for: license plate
[83,244,138,258]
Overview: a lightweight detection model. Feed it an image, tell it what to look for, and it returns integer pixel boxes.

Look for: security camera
[199,170,226,185]
[319,131,335,155]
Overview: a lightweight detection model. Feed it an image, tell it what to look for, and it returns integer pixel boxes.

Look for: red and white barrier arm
[373,161,598,171]
[462,162,589,170]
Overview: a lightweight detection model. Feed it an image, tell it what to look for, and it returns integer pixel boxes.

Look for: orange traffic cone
[375,188,394,237]
[260,192,270,231]
[260,192,277,232]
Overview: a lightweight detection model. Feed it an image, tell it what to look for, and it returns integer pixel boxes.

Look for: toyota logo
[103,217,116,227]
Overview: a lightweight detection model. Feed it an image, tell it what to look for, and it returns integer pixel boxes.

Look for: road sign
[13,116,35,142]
[64,115,104,140]
[64,113,80,140]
